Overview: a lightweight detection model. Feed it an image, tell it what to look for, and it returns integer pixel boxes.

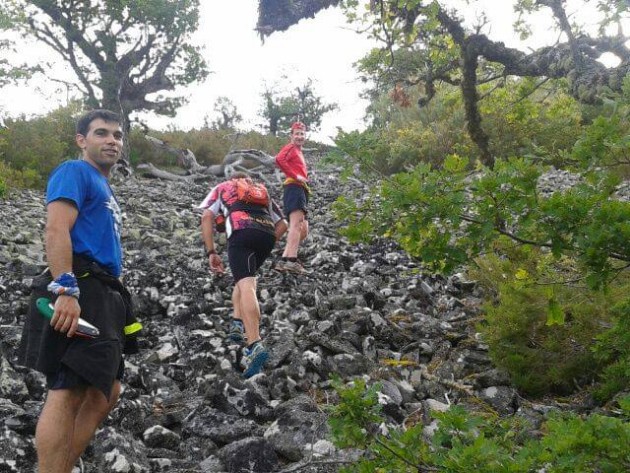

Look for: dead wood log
[142,134,282,183]
[136,163,194,181]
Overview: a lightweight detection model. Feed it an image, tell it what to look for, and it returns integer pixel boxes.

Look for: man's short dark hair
[76,109,122,136]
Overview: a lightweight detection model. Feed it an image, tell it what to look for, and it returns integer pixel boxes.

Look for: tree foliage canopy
[0,10,39,90]
[258,0,629,166]
[5,0,208,128]
[256,0,339,38]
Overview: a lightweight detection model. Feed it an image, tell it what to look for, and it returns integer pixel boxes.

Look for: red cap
[291,121,306,131]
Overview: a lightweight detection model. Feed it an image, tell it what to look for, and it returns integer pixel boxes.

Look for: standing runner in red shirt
[274,121,310,273]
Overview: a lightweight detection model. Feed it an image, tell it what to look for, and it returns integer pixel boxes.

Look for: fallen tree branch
[136,163,195,182]
[142,134,280,182]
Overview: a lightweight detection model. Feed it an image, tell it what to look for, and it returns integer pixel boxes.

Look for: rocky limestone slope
[0,160,531,472]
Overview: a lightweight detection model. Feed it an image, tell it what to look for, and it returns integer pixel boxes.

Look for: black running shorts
[227,229,276,282]
[46,360,124,391]
[283,184,309,217]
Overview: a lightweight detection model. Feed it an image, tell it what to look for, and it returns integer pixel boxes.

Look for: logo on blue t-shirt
[105,195,122,240]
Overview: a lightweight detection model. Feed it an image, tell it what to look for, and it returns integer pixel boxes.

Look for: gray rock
[143,425,181,450]
[92,426,151,472]
[199,455,225,472]
[184,407,261,444]
[0,357,29,403]
[478,386,519,415]
[329,353,370,377]
[264,409,330,461]
[307,331,359,355]
[0,425,35,472]
[218,437,279,473]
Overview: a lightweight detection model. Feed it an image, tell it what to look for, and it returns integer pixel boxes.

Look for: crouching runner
[199,172,287,378]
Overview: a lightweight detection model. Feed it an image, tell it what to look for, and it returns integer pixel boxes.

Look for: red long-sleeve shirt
[275,143,308,183]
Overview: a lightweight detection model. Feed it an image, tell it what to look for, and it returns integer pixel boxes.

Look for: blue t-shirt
[46,160,123,277]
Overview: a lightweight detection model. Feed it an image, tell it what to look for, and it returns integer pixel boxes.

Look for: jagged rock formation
[0,156,599,472]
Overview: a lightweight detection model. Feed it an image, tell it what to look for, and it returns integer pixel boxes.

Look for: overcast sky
[0,1,627,144]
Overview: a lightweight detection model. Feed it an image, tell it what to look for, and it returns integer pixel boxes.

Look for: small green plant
[533,410,630,472]
[327,377,383,449]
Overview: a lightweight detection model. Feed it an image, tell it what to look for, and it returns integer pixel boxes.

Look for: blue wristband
[47,272,81,299]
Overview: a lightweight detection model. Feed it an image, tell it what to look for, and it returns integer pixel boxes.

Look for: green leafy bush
[592,298,630,402]
[334,80,583,174]
[0,102,80,182]
[0,160,43,195]
[470,243,629,396]
[333,155,629,288]
[533,410,630,472]
[479,79,582,159]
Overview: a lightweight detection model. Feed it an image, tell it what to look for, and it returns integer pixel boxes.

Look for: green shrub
[0,160,44,193]
[479,79,583,160]
[337,80,583,175]
[0,102,80,182]
[533,410,630,472]
[470,243,629,397]
[592,298,630,402]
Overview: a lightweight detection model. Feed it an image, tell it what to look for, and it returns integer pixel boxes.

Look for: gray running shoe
[274,260,305,274]
[242,342,269,378]
[228,320,245,344]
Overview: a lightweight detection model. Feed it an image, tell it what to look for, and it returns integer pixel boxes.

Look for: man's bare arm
[45,200,81,336]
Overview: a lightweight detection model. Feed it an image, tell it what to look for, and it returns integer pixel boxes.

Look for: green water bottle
[36,297,100,339]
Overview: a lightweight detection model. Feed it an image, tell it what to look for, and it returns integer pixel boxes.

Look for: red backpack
[233,178,269,206]
[215,178,270,233]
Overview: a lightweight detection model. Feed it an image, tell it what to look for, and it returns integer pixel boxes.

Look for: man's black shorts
[283,184,309,217]
[46,360,124,391]
[228,229,276,282]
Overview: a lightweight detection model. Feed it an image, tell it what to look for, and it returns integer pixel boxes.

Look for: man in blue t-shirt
[23,109,137,473]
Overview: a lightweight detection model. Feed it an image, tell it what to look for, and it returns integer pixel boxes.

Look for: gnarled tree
[257,0,629,167]
[6,0,208,133]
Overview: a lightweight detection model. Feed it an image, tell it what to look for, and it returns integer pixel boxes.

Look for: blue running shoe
[243,342,269,378]
[228,319,245,344]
